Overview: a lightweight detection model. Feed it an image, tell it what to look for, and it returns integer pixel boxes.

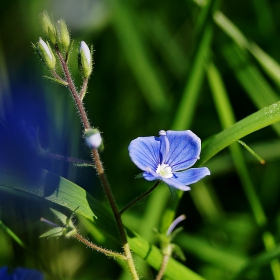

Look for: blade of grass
[160,0,219,234]
[149,16,188,79]
[232,243,280,280]
[222,42,280,136]
[206,60,280,279]
[199,101,280,165]
[110,0,169,112]
[207,139,280,176]
[251,0,275,36]
[177,233,247,272]
[213,11,280,87]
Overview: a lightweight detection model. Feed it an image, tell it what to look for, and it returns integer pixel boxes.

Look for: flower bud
[79,41,92,78]
[84,128,102,149]
[37,38,56,70]
[41,11,56,45]
[57,19,70,51]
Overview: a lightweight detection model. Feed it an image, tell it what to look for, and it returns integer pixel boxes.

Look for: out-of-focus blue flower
[0,266,44,280]
[129,130,210,191]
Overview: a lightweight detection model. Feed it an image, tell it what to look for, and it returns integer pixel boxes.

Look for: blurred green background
[1,0,280,279]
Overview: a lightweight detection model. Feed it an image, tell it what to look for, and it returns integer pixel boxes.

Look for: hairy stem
[55,47,139,279]
[51,70,65,82]
[74,233,126,260]
[44,151,93,166]
[55,46,91,129]
[120,181,160,215]
[91,149,139,279]
[80,77,89,100]
[155,254,170,280]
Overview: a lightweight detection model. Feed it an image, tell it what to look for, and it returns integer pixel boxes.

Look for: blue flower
[0,266,44,280]
[129,130,210,191]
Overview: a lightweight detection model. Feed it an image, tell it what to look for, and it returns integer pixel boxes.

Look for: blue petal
[173,167,210,185]
[14,268,44,280]
[161,177,191,191]
[0,267,44,280]
[159,130,170,164]
[143,171,159,181]
[165,130,201,171]
[128,136,160,171]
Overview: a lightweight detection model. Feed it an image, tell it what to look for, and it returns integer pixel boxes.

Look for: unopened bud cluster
[35,11,93,79]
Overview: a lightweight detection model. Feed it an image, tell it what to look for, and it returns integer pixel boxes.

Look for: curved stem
[91,149,139,279]
[74,233,126,260]
[55,46,91,129]
[51,70,65,82]
[155,254,169,280]
[120,181,160,215]
[80,77,89,100]
[44,151,93,166]
[55,47,139,279]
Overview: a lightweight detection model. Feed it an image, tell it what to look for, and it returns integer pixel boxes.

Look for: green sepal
[79,41,93,78]
[50,208,68,225]
[41,11,57,45]
[40,227,65,238]
[65,39,75,63]
[135,173,144,179]
[171,244,186,262]
[57,19,70,52]
[169,226,184,241]
[37,38,56,70]
[43,76,68,86]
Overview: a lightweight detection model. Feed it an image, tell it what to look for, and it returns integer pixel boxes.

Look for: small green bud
[57,19,70,51]
[37,38,56,70]
[84,128,102,149]
[41,11,56,45]
[79,41,93,78]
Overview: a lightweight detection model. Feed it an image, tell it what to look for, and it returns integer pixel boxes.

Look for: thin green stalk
[80,77,89,100]
[120,181,160,215]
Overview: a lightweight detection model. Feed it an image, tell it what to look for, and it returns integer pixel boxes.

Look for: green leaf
[0,169,205,280]
[199,101,280,165]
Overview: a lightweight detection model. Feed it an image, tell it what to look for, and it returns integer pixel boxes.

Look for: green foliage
[1,0,280,279]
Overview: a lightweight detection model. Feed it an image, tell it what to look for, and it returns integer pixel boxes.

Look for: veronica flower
[129,130,210,191]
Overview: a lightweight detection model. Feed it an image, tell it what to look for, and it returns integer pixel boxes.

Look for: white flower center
[156,163,173,178]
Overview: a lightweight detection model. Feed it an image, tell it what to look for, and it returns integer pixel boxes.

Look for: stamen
[156,163,173,178]
[166,214,186,236]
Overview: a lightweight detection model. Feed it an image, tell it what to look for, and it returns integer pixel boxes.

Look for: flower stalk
[48,41,139,280]
[119,180,160,215]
